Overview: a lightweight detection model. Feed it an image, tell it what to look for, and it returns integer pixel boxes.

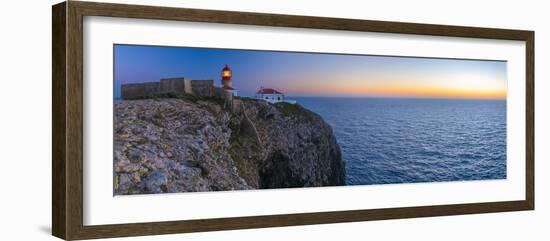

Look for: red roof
[257,88,283,94]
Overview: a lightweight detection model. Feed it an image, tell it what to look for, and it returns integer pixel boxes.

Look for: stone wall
[121,82,159,99]
[190,80,214,96]
[121,77,223,101]
[159,78,187,94]
[184,79,192,94]
[121,78,216,99]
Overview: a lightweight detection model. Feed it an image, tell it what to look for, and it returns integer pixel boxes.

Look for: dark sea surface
[293,97,507,185]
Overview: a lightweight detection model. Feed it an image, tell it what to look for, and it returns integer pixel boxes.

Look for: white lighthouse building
[255,87,285,103]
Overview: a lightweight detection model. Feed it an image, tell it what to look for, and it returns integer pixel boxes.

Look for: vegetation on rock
[113,96,345,195]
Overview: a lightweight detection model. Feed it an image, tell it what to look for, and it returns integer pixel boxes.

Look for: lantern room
[222,64,232,80]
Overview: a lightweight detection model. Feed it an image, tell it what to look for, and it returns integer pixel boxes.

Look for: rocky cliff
[114,96,345,195]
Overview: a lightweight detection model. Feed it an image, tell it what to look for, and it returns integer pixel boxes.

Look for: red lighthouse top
[222,64,232,81]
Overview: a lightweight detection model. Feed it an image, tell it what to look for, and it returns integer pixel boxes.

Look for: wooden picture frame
[52,1,534,240]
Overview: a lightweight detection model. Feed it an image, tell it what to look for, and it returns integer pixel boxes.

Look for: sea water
[294,97,506,185]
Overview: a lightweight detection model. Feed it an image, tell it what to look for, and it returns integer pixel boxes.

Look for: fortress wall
[184,79,193,94]
[190,80,214,96]
[213,86,224,98]
[121,78,216,99]
[121,82,159,99]
[159,78,187,93]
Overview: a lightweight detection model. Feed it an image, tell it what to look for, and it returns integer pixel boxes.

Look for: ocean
[293,97,507,185]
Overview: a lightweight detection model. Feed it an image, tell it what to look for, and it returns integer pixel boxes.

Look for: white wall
[0,0,548,240]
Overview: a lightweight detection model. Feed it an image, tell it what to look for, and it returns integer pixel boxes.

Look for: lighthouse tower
[221,64,233,89]
[220,64,236,97]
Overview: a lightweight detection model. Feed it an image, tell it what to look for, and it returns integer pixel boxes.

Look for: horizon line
[240,94,507,101]
[114,95,506,101]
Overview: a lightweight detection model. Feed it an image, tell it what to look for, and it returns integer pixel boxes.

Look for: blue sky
[114,44,507,99]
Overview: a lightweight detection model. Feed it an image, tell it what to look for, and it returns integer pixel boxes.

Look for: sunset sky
[114,44,507,99]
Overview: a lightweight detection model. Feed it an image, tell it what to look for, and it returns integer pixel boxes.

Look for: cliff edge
[114,96,345,194]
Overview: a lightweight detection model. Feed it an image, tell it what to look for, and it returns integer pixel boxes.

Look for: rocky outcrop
[114,97,345,195]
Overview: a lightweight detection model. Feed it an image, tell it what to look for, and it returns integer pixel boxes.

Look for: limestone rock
[113,97,345,195]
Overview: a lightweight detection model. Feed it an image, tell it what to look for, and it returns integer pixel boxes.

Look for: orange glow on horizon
[287,81,506,100]
[366,85,506,99]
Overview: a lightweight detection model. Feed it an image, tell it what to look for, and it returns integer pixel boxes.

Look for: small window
[265,97,268,100]
[277,97,281,100]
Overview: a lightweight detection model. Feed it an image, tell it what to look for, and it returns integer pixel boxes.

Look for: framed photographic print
[52,1,534,240]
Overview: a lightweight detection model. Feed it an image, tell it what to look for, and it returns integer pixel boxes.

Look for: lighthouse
[221,64,237,96]
[221,64,233,89]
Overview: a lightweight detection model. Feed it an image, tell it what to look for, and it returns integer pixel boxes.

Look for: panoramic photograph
[113,44,507,195]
